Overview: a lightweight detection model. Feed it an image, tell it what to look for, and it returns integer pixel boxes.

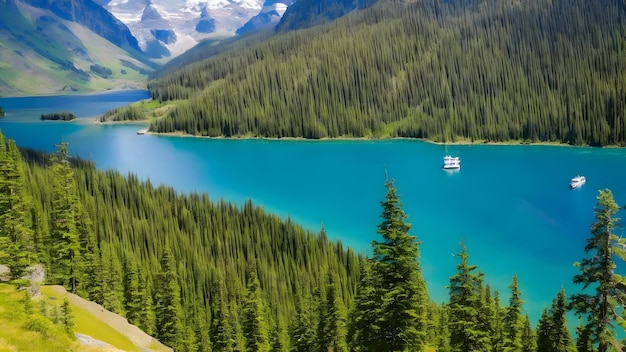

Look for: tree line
[40,112,77,121]
[145,0,626,146]
[1,129,625,351]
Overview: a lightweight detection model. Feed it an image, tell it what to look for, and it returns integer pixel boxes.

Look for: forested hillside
[147,0,626,146]
[2,128,626,351]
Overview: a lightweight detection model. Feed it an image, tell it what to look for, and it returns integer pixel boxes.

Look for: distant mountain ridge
[22,0,142,53]
[0,0,154,95]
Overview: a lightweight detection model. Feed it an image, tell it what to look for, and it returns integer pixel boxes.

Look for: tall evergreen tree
[520,315,536,352]
[503,274,524,352]
[571,189,626,352]
[123,255,142,324]
[370,178,428,351]
[242,266,270,352]
[0,136,34,279]
[47,141,82,292]
[154,246,185,350]
[137,271,156,335]
[489,290,505,352]
[448,242,489,352]
[291,290,318,352]
[536,288,574,352]
[575,321,593,352]
[348,260,379,352]
[318,272,348,352]
[211,284,235,352]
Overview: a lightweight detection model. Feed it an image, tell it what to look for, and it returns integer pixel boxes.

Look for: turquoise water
[2,91,626,326]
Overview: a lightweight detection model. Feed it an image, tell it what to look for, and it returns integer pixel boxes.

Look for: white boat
[569,175,586,189]
[442,155,461,170]
[136,129,147,135]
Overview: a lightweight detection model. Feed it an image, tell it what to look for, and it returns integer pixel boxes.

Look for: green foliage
[242,266,270,352]
[317,271,348,352]
[0,136,34,279]
[536,288,575,352]
[40,112,77,121]
[61,297,75,336]
[0,284,75,351]
[570,189,626,352]
[521,315,536,352]
[148,0,626,146]
[448,242,489,352]
[90,64,113,78]
[503,275,524,352]
[154,247,185,350]
[47,142,83,292]
[351,178,428,351]
[99,105,148,122]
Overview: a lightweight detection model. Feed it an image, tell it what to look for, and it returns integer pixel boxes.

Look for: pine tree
[61,298,75,336]
[242,266,270,352]
[536,288,574,352]
[348,261,379,352]
[47,141,82,292]
[434,304,451,352]
[575,322,593,352]
[154,247,185,350]
[21,290,33,315]
[370,178,428,351]
[503,274,524,352]
[448,243,489,352]
[0,136,34,279]
[211,284,235,352]
[100,241,123,314]
[570,189,626,352]
[291,290,317,352]
[521,315,536,352]
[318,272,348,352]
[491,291,505,352]
[123,255,142,324]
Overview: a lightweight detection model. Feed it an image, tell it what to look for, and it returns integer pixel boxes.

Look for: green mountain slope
[0,283,170,352]
[147,0,626,146]
[0,0,154,96]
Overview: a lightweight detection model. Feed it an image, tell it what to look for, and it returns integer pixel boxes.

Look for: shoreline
[138,130,620,148]
[0,87,149,99]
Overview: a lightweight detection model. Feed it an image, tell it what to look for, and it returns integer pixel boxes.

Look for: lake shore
[135,129,614,148]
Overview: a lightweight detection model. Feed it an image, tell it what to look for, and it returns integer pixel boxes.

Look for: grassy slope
[0,284,77,352]
[41,286,171,352]
[0,1,152,96]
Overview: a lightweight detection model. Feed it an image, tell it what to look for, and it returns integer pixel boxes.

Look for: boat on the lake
[569,175,586,189]
[442,155,461,170]
[136,129,147,135]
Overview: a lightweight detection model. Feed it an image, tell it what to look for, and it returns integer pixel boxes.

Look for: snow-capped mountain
[236,0,293,35]
[98,0,271,58]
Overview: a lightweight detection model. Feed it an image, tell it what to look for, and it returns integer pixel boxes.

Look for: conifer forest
[1,130,626,351]
[147,0,626,146]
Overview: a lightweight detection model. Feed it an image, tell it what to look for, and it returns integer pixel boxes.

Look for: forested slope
[147,0,626,146]
[2,131,626,350]
[0,131,362,351]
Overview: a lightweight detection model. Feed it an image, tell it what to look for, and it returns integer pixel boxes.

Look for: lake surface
[2,90,626,325]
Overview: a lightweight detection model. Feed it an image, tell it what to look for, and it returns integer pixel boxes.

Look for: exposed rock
[0,265,10,282]
[22,264,45,297]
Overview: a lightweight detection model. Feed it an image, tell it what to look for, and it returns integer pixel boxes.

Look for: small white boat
[442,155,461,170]
[569,175,586,189]
[136,129,147,135]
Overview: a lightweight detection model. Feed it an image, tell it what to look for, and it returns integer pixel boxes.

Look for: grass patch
[40,286,139,352]
[0,284,76,352]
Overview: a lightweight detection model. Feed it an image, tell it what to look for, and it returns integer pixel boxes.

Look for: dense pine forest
[1,130,626,351]
[146,0,626,146]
